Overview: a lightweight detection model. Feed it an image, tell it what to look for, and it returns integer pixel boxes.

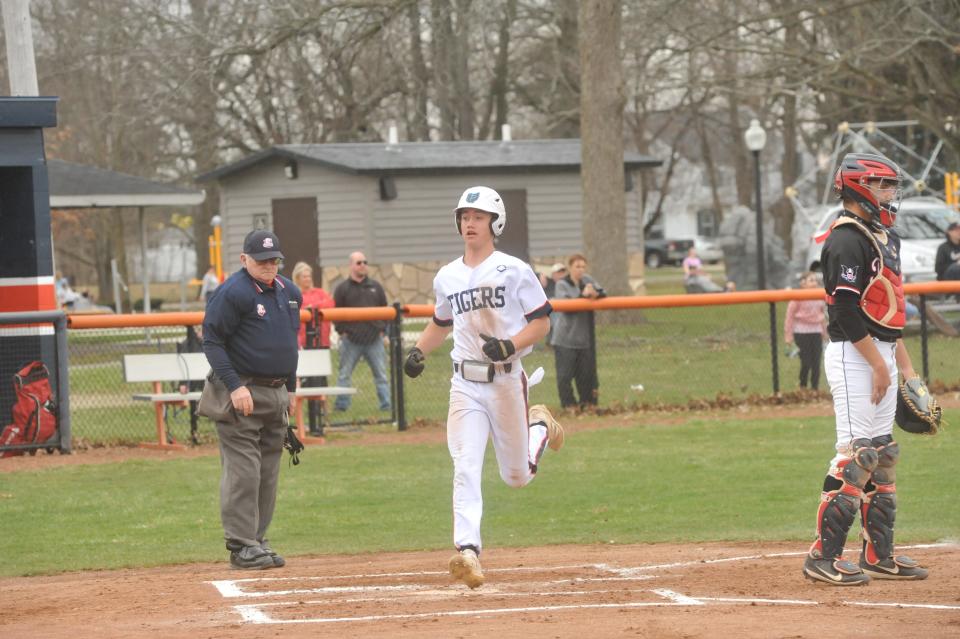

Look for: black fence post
[305,308,323,437]
[588,310,599,403]
[55,312,71,453]
[919,294,930,381]
[392,302,406,431]
[768,302,780,394]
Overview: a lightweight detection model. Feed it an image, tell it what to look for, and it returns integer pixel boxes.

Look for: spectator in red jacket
[291,262,334,348]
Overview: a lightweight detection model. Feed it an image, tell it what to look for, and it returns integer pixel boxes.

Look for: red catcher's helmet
[833,153,903,227]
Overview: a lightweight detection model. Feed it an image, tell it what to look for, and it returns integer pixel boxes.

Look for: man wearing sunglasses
[332,251,391,412]
[200,229,302,570]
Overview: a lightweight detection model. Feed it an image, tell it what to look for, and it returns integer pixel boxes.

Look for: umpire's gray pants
[200,377,289,547]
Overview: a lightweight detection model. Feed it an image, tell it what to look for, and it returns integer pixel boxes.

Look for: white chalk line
[208,542,953,593]
[209,574,655,599]
[234,587,659,609]
[844,601,960,611]
[208,562,614,587]
[233,590,960,625]
[233,589,703,625]
[611,543,953,574]
[212,543,957,624]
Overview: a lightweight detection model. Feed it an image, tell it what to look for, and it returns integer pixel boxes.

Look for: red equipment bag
[0,361,58,458]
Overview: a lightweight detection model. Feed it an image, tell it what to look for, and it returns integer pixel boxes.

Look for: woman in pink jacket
[784,272,828,390]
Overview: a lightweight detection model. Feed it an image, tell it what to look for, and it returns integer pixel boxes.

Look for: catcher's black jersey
[821,212,903,342]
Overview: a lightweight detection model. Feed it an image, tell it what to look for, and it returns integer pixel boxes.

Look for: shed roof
[48,159,205,208]
[196,139,661,182]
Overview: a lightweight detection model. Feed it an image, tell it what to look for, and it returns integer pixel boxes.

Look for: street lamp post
[744,119,768,289]
[744,119,779,393]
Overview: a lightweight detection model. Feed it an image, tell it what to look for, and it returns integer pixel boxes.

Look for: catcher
[803,153,940,586]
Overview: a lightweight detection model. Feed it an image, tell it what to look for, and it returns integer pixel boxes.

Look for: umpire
[199,229,302,570]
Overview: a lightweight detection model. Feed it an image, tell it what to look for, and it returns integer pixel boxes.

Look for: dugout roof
[196,139,661,182]
[48,159,205,208]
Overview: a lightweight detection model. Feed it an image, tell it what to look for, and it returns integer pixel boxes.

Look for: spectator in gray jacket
[551,254,606,409]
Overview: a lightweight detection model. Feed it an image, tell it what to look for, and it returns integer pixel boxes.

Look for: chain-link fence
[59,294,960,446]
[0,311,69,455]
[400,299,960,420]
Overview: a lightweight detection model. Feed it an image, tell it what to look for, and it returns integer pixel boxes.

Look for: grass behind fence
[1,410,956,577]
[62,272,960,444]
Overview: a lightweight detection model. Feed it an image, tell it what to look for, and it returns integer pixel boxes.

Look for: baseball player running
[803,153,928,585]
[403,186,563,589]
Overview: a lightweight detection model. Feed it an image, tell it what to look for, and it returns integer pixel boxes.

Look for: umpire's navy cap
[243,230,284,260]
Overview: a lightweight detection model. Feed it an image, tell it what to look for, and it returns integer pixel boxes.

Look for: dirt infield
[4,401,958,637]
[2,541,957,638]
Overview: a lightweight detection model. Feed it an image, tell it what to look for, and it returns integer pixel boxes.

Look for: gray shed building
[197,139,660,300]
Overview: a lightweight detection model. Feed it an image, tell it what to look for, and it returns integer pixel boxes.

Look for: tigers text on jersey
[432,251,551,363]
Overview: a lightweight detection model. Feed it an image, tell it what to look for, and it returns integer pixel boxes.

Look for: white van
[805,197,960,283]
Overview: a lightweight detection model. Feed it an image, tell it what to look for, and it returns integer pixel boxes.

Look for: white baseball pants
[446,367,548,552]
[823,338,898,465]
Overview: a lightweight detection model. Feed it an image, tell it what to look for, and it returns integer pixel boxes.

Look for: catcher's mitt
[895,377,942,435]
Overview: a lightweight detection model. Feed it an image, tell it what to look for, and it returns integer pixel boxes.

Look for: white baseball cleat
[529,404,564,451]
[449,548,484,589]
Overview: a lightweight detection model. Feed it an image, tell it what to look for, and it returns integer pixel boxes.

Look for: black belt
[245,376,289,388]
[453,362,512,374]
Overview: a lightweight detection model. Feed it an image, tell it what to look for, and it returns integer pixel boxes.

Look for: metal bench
[122,350,355,449]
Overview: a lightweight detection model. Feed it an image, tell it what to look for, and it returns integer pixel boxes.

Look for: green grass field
[1,409,956,578]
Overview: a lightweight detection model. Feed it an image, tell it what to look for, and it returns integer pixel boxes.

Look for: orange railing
[66,280,960,328]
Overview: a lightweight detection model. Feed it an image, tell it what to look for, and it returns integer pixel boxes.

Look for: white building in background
[197,139,662,300]
[127,227,197,283]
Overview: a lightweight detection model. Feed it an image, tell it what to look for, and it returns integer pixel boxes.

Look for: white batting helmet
[454,186,506,237]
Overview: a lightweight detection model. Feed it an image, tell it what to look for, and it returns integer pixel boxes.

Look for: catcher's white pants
[446,366,548,552]
[823,339,898,465]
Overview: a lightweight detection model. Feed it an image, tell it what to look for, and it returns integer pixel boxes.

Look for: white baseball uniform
[820,215,904,463]
[432,250,552,552]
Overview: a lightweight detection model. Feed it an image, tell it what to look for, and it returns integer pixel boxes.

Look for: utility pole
[2,0,39,96]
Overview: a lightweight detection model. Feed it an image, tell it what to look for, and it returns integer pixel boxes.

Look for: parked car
[806,197,960,282]
[644,234,694,268]
[694,236,724,264]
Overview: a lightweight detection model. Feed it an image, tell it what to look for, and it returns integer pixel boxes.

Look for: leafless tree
[579,0,628,295]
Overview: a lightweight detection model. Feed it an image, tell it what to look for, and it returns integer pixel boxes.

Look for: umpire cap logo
[466,191,480,203]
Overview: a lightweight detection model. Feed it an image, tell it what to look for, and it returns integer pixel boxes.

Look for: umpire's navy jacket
[202,268,302,392]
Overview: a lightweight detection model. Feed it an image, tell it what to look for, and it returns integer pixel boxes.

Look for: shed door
[494,189,529,263]
[272,197,319,279]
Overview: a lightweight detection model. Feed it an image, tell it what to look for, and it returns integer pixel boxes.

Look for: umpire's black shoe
[229,545,275,570]
[859,554,928,580]
[259,540,286,568]
[802,555,870,586]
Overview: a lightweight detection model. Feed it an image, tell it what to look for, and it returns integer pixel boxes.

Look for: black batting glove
[479,333,516,362]
[404,346,426,378]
